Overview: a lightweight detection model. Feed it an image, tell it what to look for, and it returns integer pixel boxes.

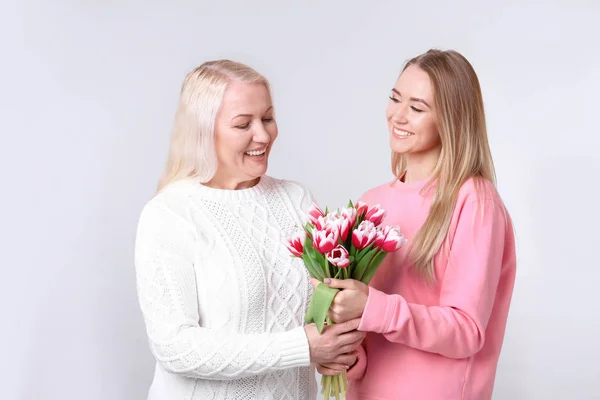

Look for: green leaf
[304,222,313,237]
[302,254,324,280]
[355,242,375,263]
[360,251,389,284]
[352,247,378,281]
[304,299,314,324]
[306,283,339,333]
[347,199,354,208]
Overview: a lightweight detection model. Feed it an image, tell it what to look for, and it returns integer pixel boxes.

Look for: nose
[390,103,408,124]
[253,121,271,144]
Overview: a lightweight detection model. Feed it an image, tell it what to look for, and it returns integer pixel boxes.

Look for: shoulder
[455,177,512,228]
[267,176,315,202]
[138,179,198,230]
[358,180,396,204]
[457,177,502,206]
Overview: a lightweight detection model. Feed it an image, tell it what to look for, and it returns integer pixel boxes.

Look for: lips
[392,127,414,138]
[245,148,267,156]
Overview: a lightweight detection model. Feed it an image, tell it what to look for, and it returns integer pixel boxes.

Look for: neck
[403,147,441,183]
[205,172,260,190]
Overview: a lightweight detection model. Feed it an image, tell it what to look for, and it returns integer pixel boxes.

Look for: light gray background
[2,0,599,399]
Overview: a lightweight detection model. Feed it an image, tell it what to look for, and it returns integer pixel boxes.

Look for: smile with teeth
[245,148,267,156]
[393,127,414,137]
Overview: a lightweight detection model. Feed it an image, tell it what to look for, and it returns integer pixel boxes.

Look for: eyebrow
[232,106,273,119]
[391,89,431,108]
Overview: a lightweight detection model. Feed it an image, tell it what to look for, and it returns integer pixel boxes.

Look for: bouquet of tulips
[286,200,406,400]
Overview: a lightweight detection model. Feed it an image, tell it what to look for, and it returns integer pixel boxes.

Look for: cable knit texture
[134,176,317,400]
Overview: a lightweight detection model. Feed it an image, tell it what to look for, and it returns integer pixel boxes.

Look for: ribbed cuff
[358,287,396,333]
[274,326,311,368]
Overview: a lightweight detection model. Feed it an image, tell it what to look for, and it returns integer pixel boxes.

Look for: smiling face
[209,80,278,189]
[387,64,441,174]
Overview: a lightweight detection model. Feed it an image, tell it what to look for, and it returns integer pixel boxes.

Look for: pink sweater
[346,177,516,400]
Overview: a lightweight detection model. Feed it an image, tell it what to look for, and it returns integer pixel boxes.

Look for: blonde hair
[392,49,497,280]
[157,60,271,191]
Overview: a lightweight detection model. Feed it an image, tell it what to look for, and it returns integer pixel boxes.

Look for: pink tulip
[286,231,306,257]
[355,201,369,217]
[338,207,356,241]
[375,226,407,252]
[314,213,339,231]
[313,225,339,254]
[365,204,386,226]
[337,217,352,242]
[307,203,325,226]
[352,220,377,250]
[374,229,386,249]
[314,215,326,231]
[340,207,357,226]
[327,245,350,268]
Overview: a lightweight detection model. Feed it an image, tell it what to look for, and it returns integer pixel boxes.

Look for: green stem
[323,375,331,399]
[339,370,347,399]
[323,256,331,278]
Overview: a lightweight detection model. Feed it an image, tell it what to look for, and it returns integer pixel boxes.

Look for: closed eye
[389,96,399,103]
[411,106,423,113]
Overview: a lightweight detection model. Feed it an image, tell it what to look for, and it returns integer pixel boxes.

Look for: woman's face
[211,81,278,188]
[386,64,441,163]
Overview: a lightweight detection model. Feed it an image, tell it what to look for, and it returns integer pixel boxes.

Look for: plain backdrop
[2,0,599,399]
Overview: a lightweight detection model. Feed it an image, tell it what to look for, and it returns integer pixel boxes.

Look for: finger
[317,364,343,376]
[331,317,361,334]
[330,291,345,308]
[327,310,335,322]
[338,337,366,354]
[330,352,358,366]
[339,340,364,354]
[323,278,361,290]
[338,330,366,346]
[330,310,351,324]
[310,278,321,289]
[321,362,350,371]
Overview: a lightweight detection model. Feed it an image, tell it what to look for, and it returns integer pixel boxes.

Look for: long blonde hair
[392,49,497,280]
[157,60,271,191]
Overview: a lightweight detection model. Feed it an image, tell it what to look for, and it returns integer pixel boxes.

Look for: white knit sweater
[134,176,317,400]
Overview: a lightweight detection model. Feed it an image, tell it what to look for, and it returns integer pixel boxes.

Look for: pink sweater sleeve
[358,199,506,359]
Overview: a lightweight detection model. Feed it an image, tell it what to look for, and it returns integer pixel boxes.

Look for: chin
[389,137,411,154]
[250,165,269,178]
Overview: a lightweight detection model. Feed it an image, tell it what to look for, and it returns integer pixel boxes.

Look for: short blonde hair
[157,60,271,191]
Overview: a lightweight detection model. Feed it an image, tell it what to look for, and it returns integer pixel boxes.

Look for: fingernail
[324,278,332,284]
[344,365,349,369]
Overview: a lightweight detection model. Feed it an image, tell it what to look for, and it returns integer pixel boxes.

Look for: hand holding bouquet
[286,200,407,400]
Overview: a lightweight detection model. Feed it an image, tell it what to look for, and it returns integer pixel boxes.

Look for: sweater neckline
[391,175,433,192]
[181,176,273,201]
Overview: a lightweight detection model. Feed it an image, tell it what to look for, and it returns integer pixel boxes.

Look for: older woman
[134,60,364,400]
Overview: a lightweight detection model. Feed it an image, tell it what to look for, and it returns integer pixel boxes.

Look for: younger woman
[318,49,517,400]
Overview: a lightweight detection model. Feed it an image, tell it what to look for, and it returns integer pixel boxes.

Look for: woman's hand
[311,278,369,324]
[316,350,360,376]
[304,319,365,366]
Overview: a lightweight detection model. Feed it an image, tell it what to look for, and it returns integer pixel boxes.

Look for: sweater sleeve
[134,202,311,380]
[358,199,506,359]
